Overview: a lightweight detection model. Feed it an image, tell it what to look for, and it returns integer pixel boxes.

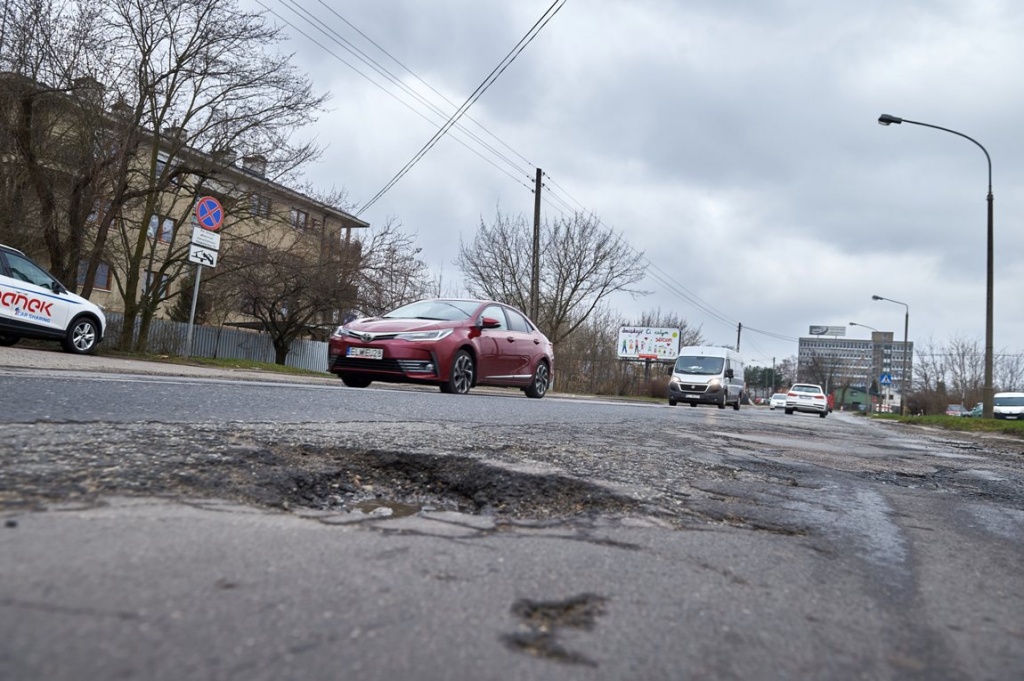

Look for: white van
[668,346,745,410]
[993,392,1024,420]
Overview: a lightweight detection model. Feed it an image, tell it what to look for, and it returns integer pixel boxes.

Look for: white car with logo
[0,244,106,354]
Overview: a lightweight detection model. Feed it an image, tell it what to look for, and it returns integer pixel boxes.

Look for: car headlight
[708,378,722,389]
[395,329,453,342]
[331,326,346,338]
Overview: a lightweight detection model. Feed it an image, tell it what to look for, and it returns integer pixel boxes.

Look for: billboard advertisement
[617,327,681,360]
[808,325,846,336]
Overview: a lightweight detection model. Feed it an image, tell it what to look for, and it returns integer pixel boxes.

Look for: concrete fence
[105,314,330,373]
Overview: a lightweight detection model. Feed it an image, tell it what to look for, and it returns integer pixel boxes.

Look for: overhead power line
[357,0,568,215]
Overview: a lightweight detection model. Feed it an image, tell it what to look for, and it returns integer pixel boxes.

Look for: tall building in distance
[798,330,913,411]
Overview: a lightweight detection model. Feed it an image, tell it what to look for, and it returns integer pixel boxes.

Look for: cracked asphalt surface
[2,347,1023,680]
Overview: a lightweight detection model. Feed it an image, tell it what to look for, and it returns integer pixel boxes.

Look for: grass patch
[104,349,328,377]
[871,412,1024,438]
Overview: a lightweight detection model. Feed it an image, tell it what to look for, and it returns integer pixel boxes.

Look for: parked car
[944,404,968,417]
[327,298,554,398]
[993,392,1024,420]
[0,243,106,354]
[769,393,787,410]
[966,402,984,418]
[784,383,828,418]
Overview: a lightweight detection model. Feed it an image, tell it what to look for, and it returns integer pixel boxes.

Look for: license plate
[347,347,383,360]
[684,394,700,400]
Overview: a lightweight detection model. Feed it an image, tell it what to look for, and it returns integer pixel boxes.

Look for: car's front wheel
[61,316,100,354]
[524,361,550,399]
[440,349,474,395]
[0,334,19,347]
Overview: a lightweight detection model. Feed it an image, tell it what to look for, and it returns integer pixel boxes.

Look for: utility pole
[736,322,742,351]
[531,168,541,322]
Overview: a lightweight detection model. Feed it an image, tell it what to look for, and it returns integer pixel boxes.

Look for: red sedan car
[328,298,554,398]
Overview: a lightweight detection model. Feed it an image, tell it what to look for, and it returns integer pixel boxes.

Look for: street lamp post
[870,296,911,416]
[850,321,880,413]
[877,114,993,418]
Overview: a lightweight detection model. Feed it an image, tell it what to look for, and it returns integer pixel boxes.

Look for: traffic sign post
[185,196,224,357]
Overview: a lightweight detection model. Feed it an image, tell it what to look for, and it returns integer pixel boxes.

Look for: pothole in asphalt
[222,445,650,521]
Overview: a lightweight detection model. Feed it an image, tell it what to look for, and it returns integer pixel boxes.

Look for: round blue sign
[195,196,224,231]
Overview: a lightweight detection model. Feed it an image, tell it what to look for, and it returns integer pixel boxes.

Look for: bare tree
[216,240,357,365]
[355,219,435,317]
[456,208,648,347]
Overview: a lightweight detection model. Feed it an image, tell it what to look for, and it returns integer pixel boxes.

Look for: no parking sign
[194,196,224,231]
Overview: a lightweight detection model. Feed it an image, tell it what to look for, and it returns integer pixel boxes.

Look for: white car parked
[0,244,106,354]
[784,383,828,418]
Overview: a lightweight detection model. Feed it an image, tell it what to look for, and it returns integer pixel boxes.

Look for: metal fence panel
[105,314,329,373]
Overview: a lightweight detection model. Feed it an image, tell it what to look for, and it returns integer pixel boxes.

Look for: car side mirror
[479,316,502,329]
[725,369,734,379]
[52,282,67,294]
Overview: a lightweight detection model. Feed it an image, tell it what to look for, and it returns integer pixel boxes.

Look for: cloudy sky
[253,0,1024,367]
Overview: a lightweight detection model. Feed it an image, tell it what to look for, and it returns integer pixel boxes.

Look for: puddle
[347,499,422,519]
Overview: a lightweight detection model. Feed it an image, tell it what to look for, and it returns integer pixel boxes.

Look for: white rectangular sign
[617,327,681,360]
[191,225,221,250]
[188,245,218,267]
[808,325,846,336]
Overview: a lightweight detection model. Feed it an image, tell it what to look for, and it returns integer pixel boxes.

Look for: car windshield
[673,356,724,375]
[383,300,478,321]
[995,396,1024,407]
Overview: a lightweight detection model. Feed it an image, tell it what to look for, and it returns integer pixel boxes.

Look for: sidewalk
[0,345,338,385]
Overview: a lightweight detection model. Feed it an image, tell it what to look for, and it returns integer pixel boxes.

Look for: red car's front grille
[331,356,438,377]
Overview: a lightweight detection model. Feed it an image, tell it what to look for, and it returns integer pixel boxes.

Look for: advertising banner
[617,327,681,360]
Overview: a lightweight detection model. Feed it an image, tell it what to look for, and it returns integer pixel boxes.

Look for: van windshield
[674,356,724,375]
[995,395,1024,407]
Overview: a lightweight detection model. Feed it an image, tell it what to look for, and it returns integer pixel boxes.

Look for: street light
[877,113,993,418]
[870,295,911,416]
[850,322,879,413]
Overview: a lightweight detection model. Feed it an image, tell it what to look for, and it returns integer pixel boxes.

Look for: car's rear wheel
[524,361,550,399]
[0,334,19,347]
[341,374,372,388]
[440,350,474,395]
[785,408,794,415]
[819,411,827,418]
[61,316,99,354]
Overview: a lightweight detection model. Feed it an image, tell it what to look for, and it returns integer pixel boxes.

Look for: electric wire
[256,0,536,192]
[357,0,568,215]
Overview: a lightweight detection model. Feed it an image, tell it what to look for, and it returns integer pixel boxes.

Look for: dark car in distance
[328,298,554,398]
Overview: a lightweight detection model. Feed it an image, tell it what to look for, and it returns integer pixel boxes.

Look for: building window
[77,261,112,291]
[251,194,271,218]
[144,271,168,298]
[290,207,308,231]
[148,214,174,243]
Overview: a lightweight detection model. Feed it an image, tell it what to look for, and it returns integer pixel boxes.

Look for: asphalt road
[2,347,1023,681]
